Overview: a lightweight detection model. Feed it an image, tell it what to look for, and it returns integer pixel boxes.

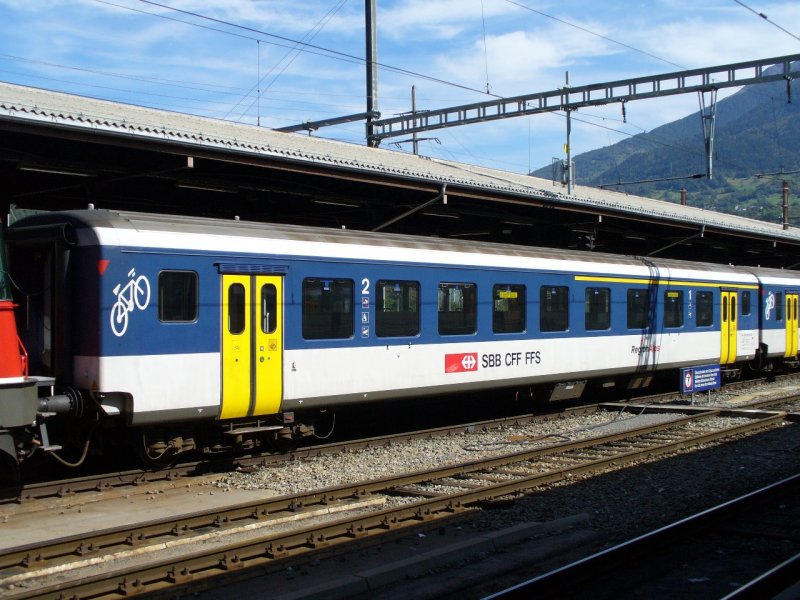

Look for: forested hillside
[532,72,800,225]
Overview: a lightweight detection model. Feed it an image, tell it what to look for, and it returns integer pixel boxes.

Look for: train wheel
[137,430,179,468]
[268,428,301,452]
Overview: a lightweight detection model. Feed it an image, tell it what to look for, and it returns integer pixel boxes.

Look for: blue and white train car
[750,269,800,365]
[2,209,791,465]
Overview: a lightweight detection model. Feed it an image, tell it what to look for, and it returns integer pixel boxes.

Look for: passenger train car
[2,208,799,474]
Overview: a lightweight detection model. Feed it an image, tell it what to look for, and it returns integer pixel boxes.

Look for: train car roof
[9,208,774,284]
[747,267,800,286]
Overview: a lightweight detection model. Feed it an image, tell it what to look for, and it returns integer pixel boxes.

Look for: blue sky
[1,0,799,175]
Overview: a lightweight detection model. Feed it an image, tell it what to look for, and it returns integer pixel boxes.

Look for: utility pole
[564,71,573,194]
[412,85,419,155]
[783,180,790,230]
[365,0,379,147]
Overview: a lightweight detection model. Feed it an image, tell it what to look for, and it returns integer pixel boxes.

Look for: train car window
[584,287,610,331]
[696,291,713,327]
[664,290,684,328]
[158,271,198,323]
[438,283,477,335]
[741,291,751,316]
[540,286,569,332]
[627,289,650,329]
[493,284,526,333]
[228,283,246,334]
[376,280,420,337]
[261,284,277,334]
[302,278,354,339]
[775,292,783,321]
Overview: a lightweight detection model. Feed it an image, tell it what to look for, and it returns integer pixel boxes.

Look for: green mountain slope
[532,73,800,224]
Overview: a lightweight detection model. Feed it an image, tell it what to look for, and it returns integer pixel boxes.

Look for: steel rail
[0,406,596,505]
[1,406,710,574]
[485,472,800,599]
[6,374,796,505]
[0,409,786,599]
[722,550,800,599]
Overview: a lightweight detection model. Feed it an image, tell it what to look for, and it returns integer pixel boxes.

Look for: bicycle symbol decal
[110,268,151,337]
[764,292,775,321]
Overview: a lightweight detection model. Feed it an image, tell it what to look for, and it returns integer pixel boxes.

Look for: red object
[444,352,478,373]
[0,300,26,378]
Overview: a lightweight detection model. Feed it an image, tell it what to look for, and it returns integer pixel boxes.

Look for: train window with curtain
[228,283,245,334]
[584,287,610,331]
[376,280,420,337]
[302,278,354,339]
[696,291,713,327]
[493,284,526,333]
[438,282,477,335]
[539,286,569,332]
[627,289,650,329]
[158,270,198,323]
[741,291,751,316]
[664,290,684,328]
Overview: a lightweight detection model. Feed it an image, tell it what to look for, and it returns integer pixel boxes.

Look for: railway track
[0,405,790,599]
[4,374,798,507]
[487,473,800,599]
[0,406,597,506]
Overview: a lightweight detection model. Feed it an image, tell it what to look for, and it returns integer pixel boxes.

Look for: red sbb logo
[445,352,478,373]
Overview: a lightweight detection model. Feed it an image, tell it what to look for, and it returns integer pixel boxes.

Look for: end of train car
[0,223,41,479]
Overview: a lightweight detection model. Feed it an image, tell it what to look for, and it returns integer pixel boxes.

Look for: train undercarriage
[0,347,794,481]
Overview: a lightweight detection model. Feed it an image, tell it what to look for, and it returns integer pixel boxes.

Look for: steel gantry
[367,54,800,144]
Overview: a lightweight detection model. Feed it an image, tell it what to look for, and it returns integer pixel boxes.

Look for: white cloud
[0,0,797,174]
[378,0,518,40]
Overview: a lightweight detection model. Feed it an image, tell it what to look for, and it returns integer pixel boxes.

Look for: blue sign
[681,364,721,394]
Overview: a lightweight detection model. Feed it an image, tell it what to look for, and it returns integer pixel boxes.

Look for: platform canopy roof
[1,81,798,268]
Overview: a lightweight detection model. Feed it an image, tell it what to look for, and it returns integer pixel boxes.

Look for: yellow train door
[220,274,283,419]
[253,275,283,416]
[720,291,737,365]
[785,293,799,358]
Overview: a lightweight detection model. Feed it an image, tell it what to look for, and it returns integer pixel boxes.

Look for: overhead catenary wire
[224,0,351,122]
[5,0,796,181]
[733,0,800,43]
[480,0,492,94]
[501,0,688,71]
[129,0,500,98]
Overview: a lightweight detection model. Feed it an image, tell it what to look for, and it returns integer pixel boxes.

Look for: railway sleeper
[468,473,518,483]
[347,524,369,538]
[385,486,445,498]
[305,534,330,549]
[217,553,245,570]
[439,478,490,489]
[167,567,194,585]
[493,468,536,476]
[380,516,405,530]
[266,543,289,559]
